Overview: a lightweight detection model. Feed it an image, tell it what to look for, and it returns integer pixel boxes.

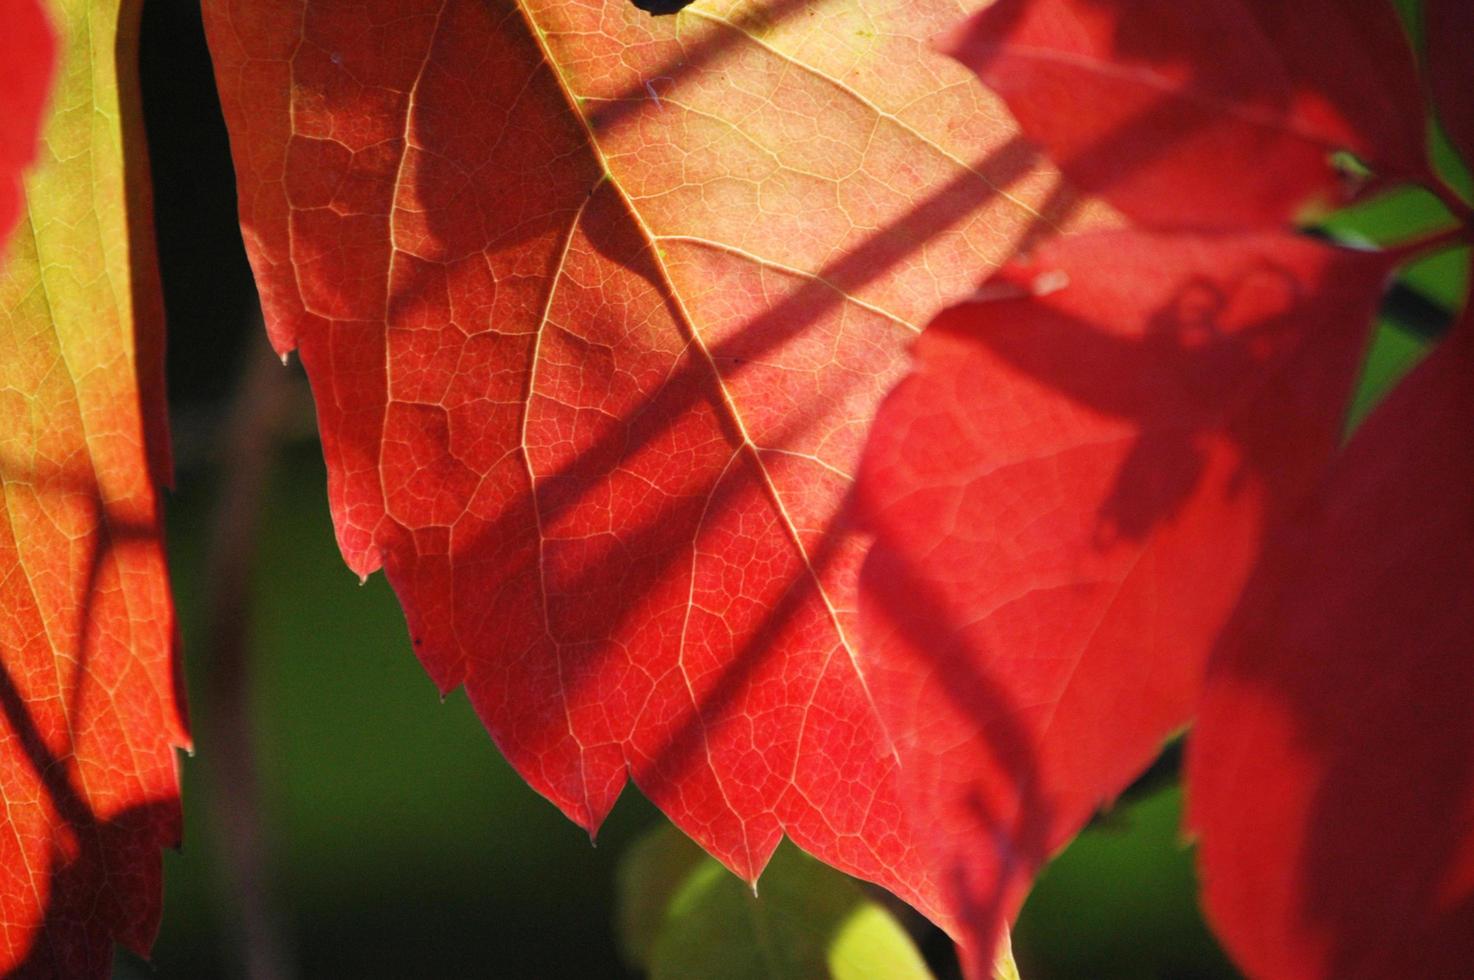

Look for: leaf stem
[199,328,297,980]
[1423,175,1474,229]
[1384,224,1472,268]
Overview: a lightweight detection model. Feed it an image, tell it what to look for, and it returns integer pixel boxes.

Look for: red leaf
[1426,0,1474,169]
[200,0,1081,918]
[0,0,185,973]
[0,0,54,246]
[1188,305,1474,980]
[942,0,1427,228]
[856,229,1393,970]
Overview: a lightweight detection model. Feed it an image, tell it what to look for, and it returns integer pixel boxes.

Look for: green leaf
[1346,246,1470,432]
[1314,184,1456,248]
[616,823,710,969]
[616,825,934,980]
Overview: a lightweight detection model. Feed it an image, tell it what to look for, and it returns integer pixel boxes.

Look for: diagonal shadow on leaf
[0,474,180,977]
[854,230,1401,962]
[1188,315,1474,979]
[205,0,1097,927]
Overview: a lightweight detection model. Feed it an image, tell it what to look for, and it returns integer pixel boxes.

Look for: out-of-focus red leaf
[200,0,1085,919]
[1188,306,1474,980]
[0,0,54,246]
[1426,0,1474,169]
[0,0,185,975]
[856,230,1394,971]
[942,0,1426,228]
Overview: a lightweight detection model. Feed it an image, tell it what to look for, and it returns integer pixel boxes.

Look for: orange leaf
[0,0,186,974]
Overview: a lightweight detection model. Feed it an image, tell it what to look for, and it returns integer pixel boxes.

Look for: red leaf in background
[942,0,1427,227]
[1426,0,1474,168]
[856,230,1393,970]
[200,0,1086,919]
[1188,307,1474,980]
[0,0,185,974]
[0,0,54,245]
[848,1,1464,968]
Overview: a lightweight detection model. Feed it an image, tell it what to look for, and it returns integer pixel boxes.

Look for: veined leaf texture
[201,0,1084,925]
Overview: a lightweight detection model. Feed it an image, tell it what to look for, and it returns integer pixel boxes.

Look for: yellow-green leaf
[0,0,186,974]
[617,824,934,980]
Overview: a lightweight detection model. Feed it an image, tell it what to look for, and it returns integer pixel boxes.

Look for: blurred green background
[120,1,1465,977]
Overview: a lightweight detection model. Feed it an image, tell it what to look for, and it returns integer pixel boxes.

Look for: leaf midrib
[511,0,893,800]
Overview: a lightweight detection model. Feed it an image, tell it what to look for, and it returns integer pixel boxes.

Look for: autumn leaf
[0,0,187,974]
[941,0,1428,227]
[1187,306,1474,980]
[852,0,1452,971]
[855,229,1395,972]
[200,0,1084,922]
[1184,14,1474,976]
[0,0,55,247]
